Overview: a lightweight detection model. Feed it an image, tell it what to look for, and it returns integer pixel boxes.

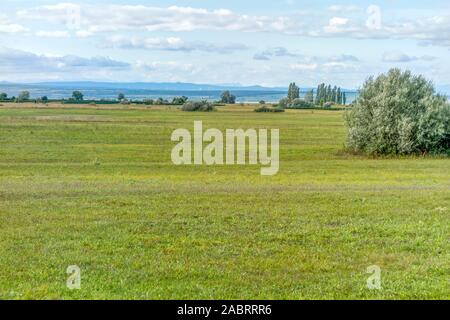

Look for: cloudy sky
[1,0,450,88]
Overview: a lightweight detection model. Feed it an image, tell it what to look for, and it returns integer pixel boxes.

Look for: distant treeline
[0,90,238,106]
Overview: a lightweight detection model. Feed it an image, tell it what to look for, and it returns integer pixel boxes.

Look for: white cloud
[75,30,94,38]
[0,14,27,33]
[324,17,350,34]
[253,47,298,60]
[382,52,437,63]
[105,36,248,54]
[14,3,450,48]
[290,63,318,71]
[0,48,130,76]
[35,30,70,38]
[328,5,361,13]
[17,4,298,34]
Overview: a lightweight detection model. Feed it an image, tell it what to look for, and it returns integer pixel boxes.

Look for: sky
[0,0,450,88]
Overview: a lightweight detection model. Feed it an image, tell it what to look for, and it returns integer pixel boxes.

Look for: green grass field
[0,103,448,300]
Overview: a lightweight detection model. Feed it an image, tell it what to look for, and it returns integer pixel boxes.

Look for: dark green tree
[72,91,84,101]
[220,91,236,104]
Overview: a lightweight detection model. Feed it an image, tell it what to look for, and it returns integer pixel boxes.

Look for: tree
[337,88,342,104]
[343,92,347,105]
[345,69,450,155]
[332,86,338,103]
[41,96,48,102]
[172,96,188,105]
[304,90,314,104]
[220,91,236,104]
[0,93,7,100]
[326,85,332,102]
[17,91,30,102]
[288,83,300,101]
[118,93,125,101]
[72,91,84,101]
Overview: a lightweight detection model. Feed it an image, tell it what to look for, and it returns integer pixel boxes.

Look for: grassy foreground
[0,103,448,300]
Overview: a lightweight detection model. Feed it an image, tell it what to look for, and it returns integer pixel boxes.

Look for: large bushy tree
[72,91,84,101]
[345,69,450,155]
[17,91,30,102]
[220,91,236,104]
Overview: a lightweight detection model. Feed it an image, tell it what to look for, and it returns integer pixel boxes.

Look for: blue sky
[1,0,450,88]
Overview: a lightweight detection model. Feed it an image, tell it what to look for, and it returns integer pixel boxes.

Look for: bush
[254,106,285,113]
[345,69,450,155]
[278,98,290,109]
[182,101,215,112]
[286,99,315,109]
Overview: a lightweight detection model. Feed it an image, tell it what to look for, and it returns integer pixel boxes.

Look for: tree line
[0,90,238,105]
[279,82,348,109]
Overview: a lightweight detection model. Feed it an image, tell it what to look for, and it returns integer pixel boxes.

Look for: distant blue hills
[1,81,288,92]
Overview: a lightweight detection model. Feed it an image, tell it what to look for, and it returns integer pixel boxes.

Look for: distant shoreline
[0,84,359,104]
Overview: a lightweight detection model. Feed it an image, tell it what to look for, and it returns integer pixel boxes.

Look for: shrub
[286,99,315,109]
[254,106,285,113]
[182,101,215,112]
[278,98,290,109]
[345,69,450,155]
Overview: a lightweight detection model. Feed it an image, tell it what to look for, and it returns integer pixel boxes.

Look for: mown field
[0,103,448,300]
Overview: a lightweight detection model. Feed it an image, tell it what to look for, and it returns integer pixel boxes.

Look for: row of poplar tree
[287,82,347,105]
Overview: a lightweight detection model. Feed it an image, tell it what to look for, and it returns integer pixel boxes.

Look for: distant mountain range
[0,81,288,92]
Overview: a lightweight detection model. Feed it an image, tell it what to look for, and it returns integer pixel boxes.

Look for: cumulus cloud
[253,47,298,60]
[290,63,318,71]
[14,3,450,48]
[289,53,361,73]
[105,36,248,54]
[0,14,27,33]
[35,30,70,38]
[17,4,298,34]
[328,5,361,13]
[0,48,130,75]
[382,52,437,63]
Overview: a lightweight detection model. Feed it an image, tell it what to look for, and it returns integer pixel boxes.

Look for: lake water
[0,84,359,103]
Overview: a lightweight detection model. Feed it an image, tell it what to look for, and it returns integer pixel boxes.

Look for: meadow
[0,103,448,299]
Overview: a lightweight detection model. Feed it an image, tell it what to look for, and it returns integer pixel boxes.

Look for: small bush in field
[345,69,450,155]
[182,101,215,112]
